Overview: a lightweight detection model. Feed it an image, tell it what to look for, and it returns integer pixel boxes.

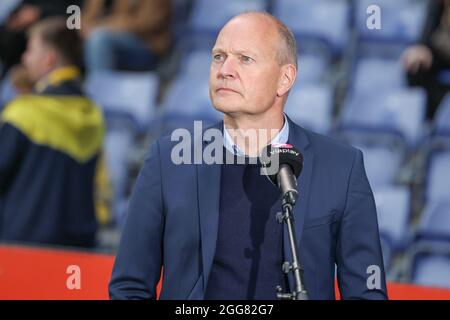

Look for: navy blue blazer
[109,117,388,300]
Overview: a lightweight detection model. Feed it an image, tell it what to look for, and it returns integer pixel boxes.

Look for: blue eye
[240,55,253,63]
[213,54,224,62]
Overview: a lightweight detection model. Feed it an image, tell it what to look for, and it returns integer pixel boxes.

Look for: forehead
[213,15,279,56]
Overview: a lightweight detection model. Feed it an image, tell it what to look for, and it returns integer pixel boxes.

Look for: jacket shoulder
[151,121,223,158]
[302,128,360,161]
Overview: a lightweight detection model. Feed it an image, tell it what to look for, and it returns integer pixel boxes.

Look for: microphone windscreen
[261,144,304,183]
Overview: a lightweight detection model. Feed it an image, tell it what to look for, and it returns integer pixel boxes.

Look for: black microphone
[261,144,304,205]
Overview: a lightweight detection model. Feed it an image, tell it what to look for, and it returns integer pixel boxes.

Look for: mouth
[216,87,239,94]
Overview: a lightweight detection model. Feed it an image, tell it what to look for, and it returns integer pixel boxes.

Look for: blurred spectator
[0,17,106,248]
[0,0,83,77]
[402,0,450,119]
[82,0,172,72]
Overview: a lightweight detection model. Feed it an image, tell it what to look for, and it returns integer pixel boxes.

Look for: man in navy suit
[109,12,388,300]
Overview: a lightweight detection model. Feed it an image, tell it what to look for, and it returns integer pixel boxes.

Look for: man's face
[209,16,284,116]
[22,34,54,82]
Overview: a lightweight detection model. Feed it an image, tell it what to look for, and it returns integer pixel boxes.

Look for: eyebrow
[211,48,258,58]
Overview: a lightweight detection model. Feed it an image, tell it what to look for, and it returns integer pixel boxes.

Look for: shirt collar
[223,113,290,156]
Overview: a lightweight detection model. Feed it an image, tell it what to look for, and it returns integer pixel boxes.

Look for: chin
[212,94,244,111]
[212,101,242,115]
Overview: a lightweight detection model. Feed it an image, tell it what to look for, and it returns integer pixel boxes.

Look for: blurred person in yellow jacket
[0,0,84,77]
[0,17,108,248]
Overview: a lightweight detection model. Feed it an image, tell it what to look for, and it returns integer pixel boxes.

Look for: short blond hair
[28,17,83,67]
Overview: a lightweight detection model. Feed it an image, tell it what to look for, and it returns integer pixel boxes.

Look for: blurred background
[1,0,450,292]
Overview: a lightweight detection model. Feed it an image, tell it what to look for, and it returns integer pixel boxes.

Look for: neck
[39,61,67,79]
[223,107,285,157]
[35,64,80,93]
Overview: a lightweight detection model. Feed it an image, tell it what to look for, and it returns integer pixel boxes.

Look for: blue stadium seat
[85,71,159,131]
[296,54,329,85]
[373,186,411,251]
[340,88,426,147]
[85,72,158,224]
[162,75,219,118]
[179,50,212,80]
[417,201,450,242]
[351,58,406,95]
[285,84,333,134]
[190,0,267,35]
[159,75,222,134]
[355,0,427,44]
[104,126,135,225]
[354,144,403,189]
[410,210,450,287]
[433,93,450,138]
[171,0,195,44]
[273,0,350,56]
[425,151,450,205]
[412,254,450,288]
[0,0,20,25]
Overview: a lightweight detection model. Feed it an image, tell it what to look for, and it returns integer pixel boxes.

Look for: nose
[217,55,237,79]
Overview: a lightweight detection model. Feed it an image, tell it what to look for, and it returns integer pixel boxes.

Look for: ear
[277,64,297,97]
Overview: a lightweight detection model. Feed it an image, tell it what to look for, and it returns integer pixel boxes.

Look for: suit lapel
[197,121,223,294]
[283,117,314,291]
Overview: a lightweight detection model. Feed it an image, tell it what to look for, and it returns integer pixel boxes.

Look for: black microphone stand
[275,192,309,300]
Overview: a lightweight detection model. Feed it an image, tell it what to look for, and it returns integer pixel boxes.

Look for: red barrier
[1,244,449,300]
[0,244,113,300]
